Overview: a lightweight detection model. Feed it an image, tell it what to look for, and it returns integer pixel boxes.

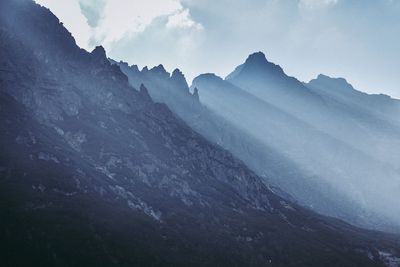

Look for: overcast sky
[34,0,400,98]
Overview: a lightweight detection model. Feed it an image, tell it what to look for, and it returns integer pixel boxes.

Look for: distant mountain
[191,73,366,220]
[111,60,305,205]
[193,52,400,232]
[110,59,202,124]
[226,52,318,104]
[2,1,400,266]
[307,74,400,124]
[225,52,400,167]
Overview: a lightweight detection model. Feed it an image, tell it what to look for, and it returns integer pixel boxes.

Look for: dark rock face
[1,1,400,267]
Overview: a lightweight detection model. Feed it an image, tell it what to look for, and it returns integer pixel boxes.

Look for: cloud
[35,0,202,51]
[108,13,204,81]
[78,0,106,27]
[93,0,182,47]
[167,8,203,30]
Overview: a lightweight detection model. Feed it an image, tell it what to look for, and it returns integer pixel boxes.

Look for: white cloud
[35,0,202,51]
[167,8,203,30]
[94,0,182,47]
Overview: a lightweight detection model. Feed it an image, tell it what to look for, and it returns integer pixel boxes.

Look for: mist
[3,1,400,265]
[192,52,400,231]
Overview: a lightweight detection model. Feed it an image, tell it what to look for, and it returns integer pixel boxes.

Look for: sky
[34,0,400,98]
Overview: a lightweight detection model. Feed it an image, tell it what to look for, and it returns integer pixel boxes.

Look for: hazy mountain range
[114,50,400,232]
[1,1,400,266]
[191,52,400,232]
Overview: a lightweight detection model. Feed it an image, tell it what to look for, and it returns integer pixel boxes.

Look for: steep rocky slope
[1,1,400,266]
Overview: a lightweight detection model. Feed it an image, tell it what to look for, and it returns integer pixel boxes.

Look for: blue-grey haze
[35,0,400,98]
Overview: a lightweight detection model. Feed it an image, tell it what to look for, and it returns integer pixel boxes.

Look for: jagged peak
[243,51,285,73]
[171,68,184,78]
[91,45,106,59]
[130,64,139,72]
[148,64,170,79]
[171,68,187,81]
[118,60,129,67]
[246,51,268,63]
[150,64,167,73]
[170,68,189,90]
[226,51,286,81]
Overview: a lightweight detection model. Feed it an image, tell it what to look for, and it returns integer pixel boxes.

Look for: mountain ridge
[192,51,400,232]
[1,1,400,266]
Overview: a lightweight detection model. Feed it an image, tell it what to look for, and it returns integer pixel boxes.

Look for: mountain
[2,1,400,266]
[225,52,400,168]
[190,73,356,210]
[110,59,202,124]
[226,52,318,106]
[116,63,345,219]
[110,60,304,205]
[193,52,400,232]
[307,74,400,125]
